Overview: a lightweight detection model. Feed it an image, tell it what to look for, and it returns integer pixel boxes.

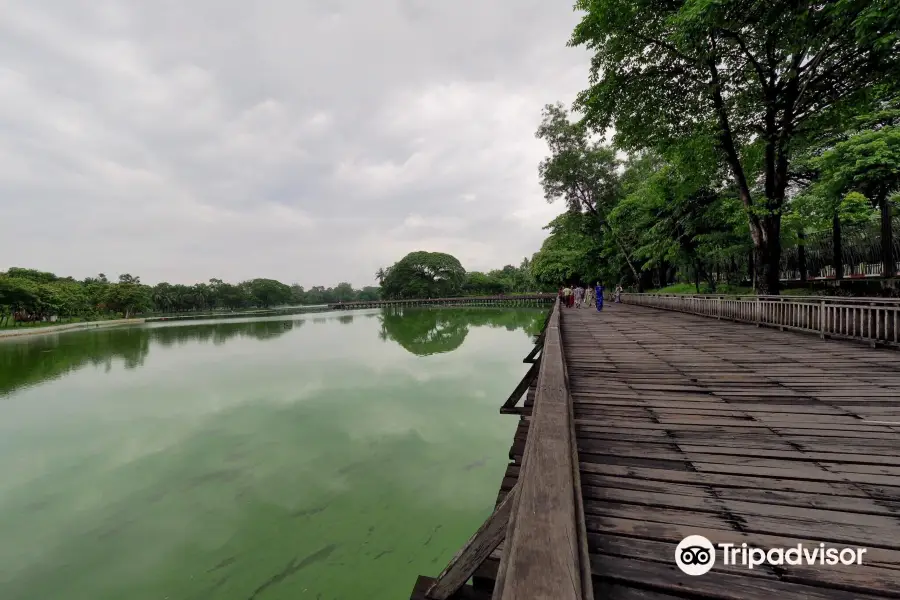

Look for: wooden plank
[577,462,897,499]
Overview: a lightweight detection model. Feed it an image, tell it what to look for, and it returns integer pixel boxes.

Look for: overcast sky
[0,0,589,288]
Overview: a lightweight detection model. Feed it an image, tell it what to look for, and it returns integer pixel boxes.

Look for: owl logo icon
[675,535,716,575]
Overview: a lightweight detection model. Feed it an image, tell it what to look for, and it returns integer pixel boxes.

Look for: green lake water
[0,307,545,600]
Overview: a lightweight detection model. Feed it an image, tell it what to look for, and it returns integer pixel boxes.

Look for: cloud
[0,0,589,287]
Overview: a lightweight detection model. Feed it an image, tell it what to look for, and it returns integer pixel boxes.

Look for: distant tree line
[0,258,540,326]
[0,267,381,326]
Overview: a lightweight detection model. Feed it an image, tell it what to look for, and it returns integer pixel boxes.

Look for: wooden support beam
[522,341,542,364]
[500,359,540,412]
[424,485,519,600]
[523,307,552,363]
[411,577,492,600]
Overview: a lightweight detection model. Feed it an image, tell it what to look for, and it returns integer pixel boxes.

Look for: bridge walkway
[414,302,900,599]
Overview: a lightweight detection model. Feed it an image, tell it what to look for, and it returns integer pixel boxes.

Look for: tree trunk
[832,212,844,280]
[798,229,807,283]
[748,249,755,289]
[752,216,782,296]
[880,196,894,278]
[694,262,701,294]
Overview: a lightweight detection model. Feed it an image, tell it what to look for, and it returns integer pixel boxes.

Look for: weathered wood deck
[412,301,900,599]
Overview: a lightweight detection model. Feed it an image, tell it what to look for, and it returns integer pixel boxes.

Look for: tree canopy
[569,0,900,293]
[380,251,467,299]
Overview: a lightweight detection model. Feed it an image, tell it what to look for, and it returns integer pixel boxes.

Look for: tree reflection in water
[0,320,298,397]
[377,307,546,357]
[0,308,546,396]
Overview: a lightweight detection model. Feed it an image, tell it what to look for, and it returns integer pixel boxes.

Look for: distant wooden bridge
[327,294,555,310]
[410,294,900,599]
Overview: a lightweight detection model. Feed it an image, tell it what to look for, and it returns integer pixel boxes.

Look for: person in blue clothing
[595,282,604,311]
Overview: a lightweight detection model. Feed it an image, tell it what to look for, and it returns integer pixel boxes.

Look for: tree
[816,126,900,276]
[332,282,357,302]
[247,278,292,308]
[571,0,900,293]
[6,268,58,283]
[530,212,606,289]
[103,283,151,318]
[610,152,750,291]
[356,286,381,301]
[380,251,467,299]
[535,103,641,282]
[464,272,507,295]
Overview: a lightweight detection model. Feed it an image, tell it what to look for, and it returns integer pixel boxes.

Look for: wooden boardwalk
[412,301,900,599]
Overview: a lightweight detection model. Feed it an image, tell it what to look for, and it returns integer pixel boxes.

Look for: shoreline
[0,318,146,340]
[0,306,333,341]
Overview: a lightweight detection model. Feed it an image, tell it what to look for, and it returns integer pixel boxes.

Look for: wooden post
[820,300,826,339]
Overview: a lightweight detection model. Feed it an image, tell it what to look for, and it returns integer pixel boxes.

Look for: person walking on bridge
[574,284,585,308]
[614,284,623,303]
[584,284,594,308]
[595,282,604,311]
[562,285,573,308]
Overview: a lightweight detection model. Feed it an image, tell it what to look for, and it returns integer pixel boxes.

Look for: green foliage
[570,0,900,292]
[530,213,605,288]
[0,267,387,326]
[381,251,467,299]
[817,126,900,205]
[246,279,292,308]
[102,283,152,319]
[535,103,621,216]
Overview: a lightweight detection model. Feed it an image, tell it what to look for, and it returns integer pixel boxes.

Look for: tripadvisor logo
[675,535,868,575]
[676,535,716,576]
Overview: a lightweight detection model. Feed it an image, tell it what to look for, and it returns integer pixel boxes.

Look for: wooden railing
[417,299,592,600]
[329,294,555,309]
[622,293,900,348]
[493,298,592,600]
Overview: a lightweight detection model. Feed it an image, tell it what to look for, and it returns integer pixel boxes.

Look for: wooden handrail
[626,292,900,306]
[492,298,592,600]
[329,294,556,308]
